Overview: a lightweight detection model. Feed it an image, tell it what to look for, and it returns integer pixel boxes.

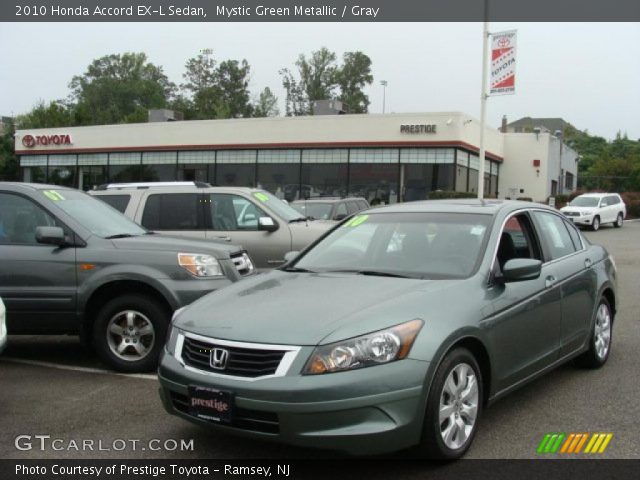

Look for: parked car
[89,183,334,269]
[0,182,255,372]
[291,197,370,221]
[0,297,6,354]
[560,193,626,231]
[158,200,616,459]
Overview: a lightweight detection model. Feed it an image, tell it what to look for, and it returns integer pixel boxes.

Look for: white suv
[560,193,626,231]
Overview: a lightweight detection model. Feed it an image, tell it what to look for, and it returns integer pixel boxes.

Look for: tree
[253,87,279,117]
[336,51,373,114]
[280,48,373,115]
[14,101,75,129]
[0,122,19,181]
[69,52,176,125]
[180,54,253,119]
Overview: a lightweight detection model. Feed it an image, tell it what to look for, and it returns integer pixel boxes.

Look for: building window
[20,155,47,184]
[47,154,77,187]
[349,164,399,205]
[300,149,348,199]
[256,150,301,200]
[141,151,177,182]
[565,172,574,191]
[455,150,469,193]
[216,150,256,187]
[400,148,455,164]
[108,152,141,183]
[350,148,399,164]
[177,151,215,183]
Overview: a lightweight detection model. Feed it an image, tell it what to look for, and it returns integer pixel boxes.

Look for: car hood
[111,234,242,258]
[174,270,460,345]
[288,220,335,250]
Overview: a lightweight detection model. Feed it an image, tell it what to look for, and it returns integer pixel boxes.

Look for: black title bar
[3,0,640,22]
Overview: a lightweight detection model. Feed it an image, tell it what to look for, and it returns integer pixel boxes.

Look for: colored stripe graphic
[538,433,613,454]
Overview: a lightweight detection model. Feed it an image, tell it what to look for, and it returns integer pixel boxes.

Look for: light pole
[380,80,388,114]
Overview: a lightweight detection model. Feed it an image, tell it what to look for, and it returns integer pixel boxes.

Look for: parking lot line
[0,357,157,380]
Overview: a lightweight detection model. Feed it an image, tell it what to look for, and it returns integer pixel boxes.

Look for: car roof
[369,199,553,216]
[576,193,617,198]
[292,197,367,204]
[91,184,266,195]
[0,182,76,192]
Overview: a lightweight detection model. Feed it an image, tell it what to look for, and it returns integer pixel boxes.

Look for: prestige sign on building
[490,30,517,95]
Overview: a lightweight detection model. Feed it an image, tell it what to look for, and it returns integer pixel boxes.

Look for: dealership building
[14,112,579,203]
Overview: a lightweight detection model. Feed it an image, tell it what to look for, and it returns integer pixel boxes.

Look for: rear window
[95,194,130,214]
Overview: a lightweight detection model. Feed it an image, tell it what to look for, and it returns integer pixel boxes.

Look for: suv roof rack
[95,181,211,190]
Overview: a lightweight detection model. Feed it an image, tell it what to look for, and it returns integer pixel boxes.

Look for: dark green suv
[0,183,255,372]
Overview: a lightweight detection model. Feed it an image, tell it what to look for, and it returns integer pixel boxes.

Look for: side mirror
[283,251,300,263]
[334,213,347,221]
[258,216,279,233]
[502,258,542,282]
[36,226,66,246]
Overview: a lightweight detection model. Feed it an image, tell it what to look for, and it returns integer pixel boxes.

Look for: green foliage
[280,48,373,115]
[253,87,279,118]
[69,52,176,125]
[15,101,75,129]
[0,122,19,181]
[427,191,476,200]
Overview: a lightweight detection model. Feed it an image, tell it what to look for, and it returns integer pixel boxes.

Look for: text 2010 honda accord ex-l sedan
[158,200,616,459]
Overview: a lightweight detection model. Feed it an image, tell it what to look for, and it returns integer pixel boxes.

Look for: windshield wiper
[331,269,413,279]
[281,266,316,273]
[289,217,310,223]
[105,233,137,239]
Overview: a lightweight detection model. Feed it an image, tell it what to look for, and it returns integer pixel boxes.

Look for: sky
[1,22,639,140]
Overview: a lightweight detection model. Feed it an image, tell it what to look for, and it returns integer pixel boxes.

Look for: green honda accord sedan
[158,200,617,459]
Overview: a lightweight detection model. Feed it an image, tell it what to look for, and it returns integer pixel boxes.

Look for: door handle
[584,258,592,269]
[545,275,557,288]
[213,236,232,242]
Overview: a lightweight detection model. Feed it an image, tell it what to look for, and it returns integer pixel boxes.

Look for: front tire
[92,294,170,373]
[418,348,483,460]
[591,215,601,231]
[574,297,612,369]
[614,213,623,228]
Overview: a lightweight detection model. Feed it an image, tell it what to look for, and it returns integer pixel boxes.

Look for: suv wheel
[591,215,600,231]
[574,297,612,369]
[614,213,623,228]
[93,294,170,373]
[417,348,483,459]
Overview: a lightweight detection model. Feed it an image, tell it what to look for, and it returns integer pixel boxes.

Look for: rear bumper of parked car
[158,348,430,455]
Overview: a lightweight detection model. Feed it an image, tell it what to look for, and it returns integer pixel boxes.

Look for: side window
[496,214,540,270]
[210,194,264,231]
[607,195,619,205]
[531,211,577,260]
[565,220,583,251]
[0,193,58,245]
[345,201,360,215]
[335,202,349,218]
[599,197,608,207]
[96,194,130,214]
[141,193,203,230]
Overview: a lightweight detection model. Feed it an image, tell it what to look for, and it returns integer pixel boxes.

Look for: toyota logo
[210,348,229,370]
[22,135,36,148]
[498,37,511,48]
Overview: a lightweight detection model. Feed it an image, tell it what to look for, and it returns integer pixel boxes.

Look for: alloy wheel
[592,216,600,231]
[106,310,155,361]
[616,214,623,227]
[439,363,479,450]
[594,303,611,360]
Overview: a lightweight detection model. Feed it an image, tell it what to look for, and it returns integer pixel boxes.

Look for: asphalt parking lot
[1,221,639,460]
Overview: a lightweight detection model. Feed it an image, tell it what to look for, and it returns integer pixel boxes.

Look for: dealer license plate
[188,386,234,423]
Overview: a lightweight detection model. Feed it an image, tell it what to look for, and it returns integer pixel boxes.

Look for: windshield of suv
[569,196,600,207]
[292,212,492,279]
[39,189,147,238]
[252,190,305,222]
[291,202,333,220]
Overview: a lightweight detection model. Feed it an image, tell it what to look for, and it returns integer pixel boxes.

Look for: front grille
[563,212,579,217]
[181,336,286,378]
[170,391,280,434]
[231,252,255,276]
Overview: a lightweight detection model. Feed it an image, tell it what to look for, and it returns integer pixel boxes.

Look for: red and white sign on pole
[490,30,517,95]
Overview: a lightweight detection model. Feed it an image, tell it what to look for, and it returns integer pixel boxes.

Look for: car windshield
[293,212,492,279]
[291,202,333,220]
[570,196,600,207]
[252,190,305,221]
[39,189,147,238]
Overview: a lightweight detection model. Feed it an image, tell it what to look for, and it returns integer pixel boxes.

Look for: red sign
[21,134,72,148]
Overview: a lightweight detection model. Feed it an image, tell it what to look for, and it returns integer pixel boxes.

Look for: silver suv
[89,183,334,269]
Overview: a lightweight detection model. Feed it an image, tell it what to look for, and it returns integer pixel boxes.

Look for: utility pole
[380,80,388,114]
[477,4,489,200]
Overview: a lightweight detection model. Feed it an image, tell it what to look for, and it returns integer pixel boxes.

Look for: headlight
[166,325,182,356]
[303,319,424,375]
[178,253,223,277]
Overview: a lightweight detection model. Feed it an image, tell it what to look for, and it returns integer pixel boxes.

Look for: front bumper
[158,347,430,455]
[563,213,595,226]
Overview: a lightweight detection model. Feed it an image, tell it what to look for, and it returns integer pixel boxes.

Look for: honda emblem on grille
[210,348,229,370]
